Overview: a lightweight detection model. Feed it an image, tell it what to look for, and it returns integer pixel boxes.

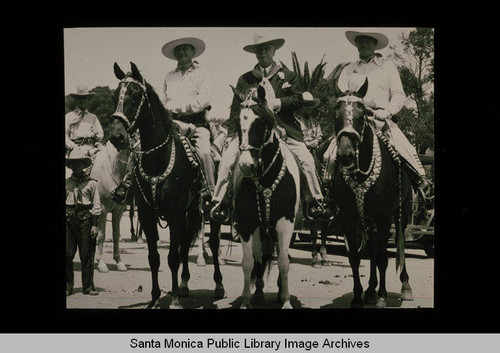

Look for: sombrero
[345,30,389,50]
[161,37,206,60]
[69,84,95,97]
[302,92,320,108]
[243,33,285,53]
[66,146,92,168]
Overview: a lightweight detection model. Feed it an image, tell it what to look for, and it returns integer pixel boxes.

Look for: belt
[66,204,92,210]
[72,137,95,146]
[172,111,208,127]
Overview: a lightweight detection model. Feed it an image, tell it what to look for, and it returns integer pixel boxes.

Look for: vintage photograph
[64,27,435,310]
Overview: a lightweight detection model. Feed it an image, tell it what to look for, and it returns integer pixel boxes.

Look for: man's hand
[91,226,99,239]
[373,109,391,121]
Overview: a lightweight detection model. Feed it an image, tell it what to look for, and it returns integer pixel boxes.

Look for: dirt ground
[66,211,434,309]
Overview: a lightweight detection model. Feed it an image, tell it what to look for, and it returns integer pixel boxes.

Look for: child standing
[65,147,102,296]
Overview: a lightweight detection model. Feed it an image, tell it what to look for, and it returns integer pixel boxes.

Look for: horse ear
[230,85,240,97]
[357,77,369,98]
[130,62,142,81]
[114,62,126,80]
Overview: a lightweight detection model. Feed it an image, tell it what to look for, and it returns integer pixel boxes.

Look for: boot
[417,176,434,209]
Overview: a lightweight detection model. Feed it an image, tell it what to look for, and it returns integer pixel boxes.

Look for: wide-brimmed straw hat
[66,147,92,168]
[302,91,320,108]
[345,30,389,50]
[243,33,285,53]
[161,37,206,60]
[69,84,95,97]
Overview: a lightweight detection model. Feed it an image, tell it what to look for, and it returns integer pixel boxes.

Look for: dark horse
[328,77,413,308]
[110,62,224,308]
[232,85,300,309]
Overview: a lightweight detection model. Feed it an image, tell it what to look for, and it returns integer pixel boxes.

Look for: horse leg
[346,231,363,308]
[112,210,127,271]
[166,222,183,309]
[240,234,254,309]
[276,221,293,309]
[178,229,192,299]
[145,236,161,308]
[319,220,329,265]
[209,219,225,299]
[309,221,322,268]
[195,221,206,267]
[396,216,414,301]
[363,228,378,305]
[129,200,137,243]
[375,220,391,308]
[96,213,109,273]
[251,229,265,305]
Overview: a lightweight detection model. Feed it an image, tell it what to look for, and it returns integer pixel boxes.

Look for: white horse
[90,140,130,272]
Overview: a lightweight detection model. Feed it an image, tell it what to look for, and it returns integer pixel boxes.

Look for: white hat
[69,84,95,97]
[66,146,92,168]
[345,30,389,50]
[161,37,206,60]
[302,92,320,108]
[243,32,285,53]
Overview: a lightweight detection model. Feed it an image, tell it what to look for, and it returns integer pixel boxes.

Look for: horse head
[111,62,156,138]
[334,75,369,172]
[234,84,278,178]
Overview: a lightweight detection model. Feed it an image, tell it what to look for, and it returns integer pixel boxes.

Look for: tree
[281,52,338,137]
[390,28,434,153]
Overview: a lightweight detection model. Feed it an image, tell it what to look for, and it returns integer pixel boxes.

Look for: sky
[64,27,414,121]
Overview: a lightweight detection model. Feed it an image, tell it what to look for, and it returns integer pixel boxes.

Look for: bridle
[113,75,175,226]
[238,95,279,178]
[335,94,370,176]
[238,93,287,228]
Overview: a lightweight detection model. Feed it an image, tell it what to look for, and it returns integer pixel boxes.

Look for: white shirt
[65,108,104,149]
[163,61,211,114]
[338,55,406,116]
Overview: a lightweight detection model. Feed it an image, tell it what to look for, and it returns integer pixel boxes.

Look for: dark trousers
[66,209,97,293]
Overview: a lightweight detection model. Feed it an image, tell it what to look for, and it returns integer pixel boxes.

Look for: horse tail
[395,217,405,276]
[262,228,277,276]
[249,227,277,282]
[395,163,407,276]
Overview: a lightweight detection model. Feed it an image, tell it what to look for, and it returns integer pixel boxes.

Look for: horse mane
[144,80,175,134]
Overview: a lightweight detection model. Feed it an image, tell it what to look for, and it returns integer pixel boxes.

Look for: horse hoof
[218,256,226,265]
[351,299,363,308]
[116,261,127,271]
[252,292,265,305]
[97,260,109,273]
[401,284,414,301]
[137,238,144,244]
[147,299,161,309]
[312,254,322,268]
[196,256,206,267]
[363,290,378,305]
[169,300,182,309]
[376,296,387,308]
[401,290,414,301]
[281,301,293,309]
[178,286,189,298]
[214,284,225,299]
[240,303,252,309]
